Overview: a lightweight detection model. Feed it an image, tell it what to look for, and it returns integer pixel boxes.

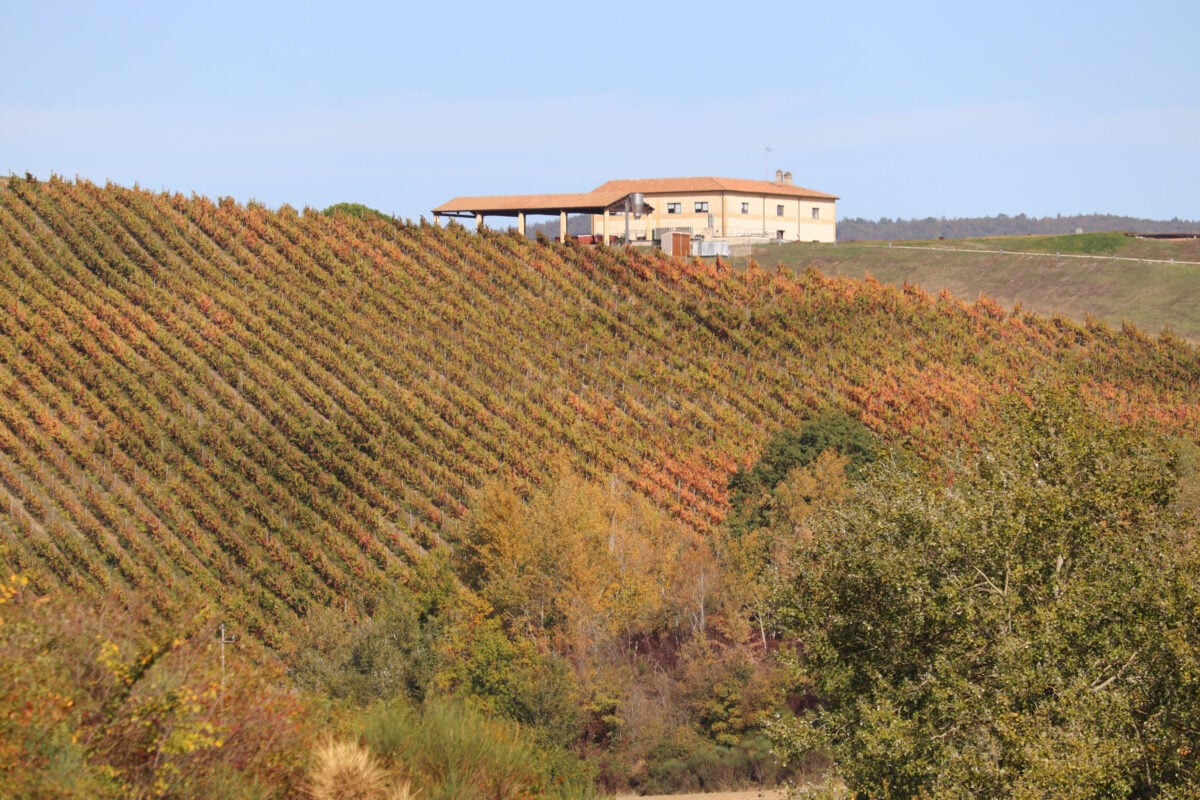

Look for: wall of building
[591,192,837,243]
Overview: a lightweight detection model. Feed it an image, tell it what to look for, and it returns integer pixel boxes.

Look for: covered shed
[431,190,653,242]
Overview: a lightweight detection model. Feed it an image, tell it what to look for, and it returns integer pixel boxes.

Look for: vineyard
[2,175,1200,650]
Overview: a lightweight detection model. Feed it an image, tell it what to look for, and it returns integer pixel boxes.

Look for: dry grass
[308,739,416,800]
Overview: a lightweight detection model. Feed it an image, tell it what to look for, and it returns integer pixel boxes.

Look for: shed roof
[432,190,638,217]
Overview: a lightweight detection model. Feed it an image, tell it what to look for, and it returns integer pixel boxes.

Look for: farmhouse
[591,172,837,245]
[432,171,838,248]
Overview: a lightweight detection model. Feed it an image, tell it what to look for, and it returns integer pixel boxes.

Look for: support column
[475,212,484,230]
[432,213,440,227]
[518,212,526,237]
[560,210,568,242]
[602,209,609,245]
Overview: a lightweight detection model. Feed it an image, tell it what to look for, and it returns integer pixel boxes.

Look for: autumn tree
[458,465,721,658]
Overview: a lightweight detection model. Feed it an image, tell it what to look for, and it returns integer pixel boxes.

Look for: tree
[727,409,875,539]
[768,394,1200,798]
[721,410,873,646]
[459,465,723,656]
[321,202,390,220]
[721,448,851,647]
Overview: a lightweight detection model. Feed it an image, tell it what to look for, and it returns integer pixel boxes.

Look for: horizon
[9,173,1197,228]
[2,1,1197,223]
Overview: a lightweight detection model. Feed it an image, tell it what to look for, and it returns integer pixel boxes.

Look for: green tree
[727,409,875,538]
[720,448,852,647]
[321,202,390,220]
[0,581,316,800]
[721,409,873,647]
[769,395,1200,798]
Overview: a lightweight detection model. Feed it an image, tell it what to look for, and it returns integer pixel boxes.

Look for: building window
[666,202,681,214]
[694,201,709,213]
[740,201,750,214]
[812,207,820,220]
[776,204,785,217]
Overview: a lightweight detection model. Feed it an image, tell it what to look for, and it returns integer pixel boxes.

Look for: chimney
[774,169,784,184]
[783,171,793,186]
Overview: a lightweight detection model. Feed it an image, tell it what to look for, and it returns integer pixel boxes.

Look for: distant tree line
[524,214,593,238]
[839,213,1200,241]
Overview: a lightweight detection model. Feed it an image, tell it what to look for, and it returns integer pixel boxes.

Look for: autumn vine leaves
[3,176,1200,795]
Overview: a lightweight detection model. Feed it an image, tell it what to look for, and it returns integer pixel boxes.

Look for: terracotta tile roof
[432,177,837,218]
[593,176,838,200]
[432,190,633,216]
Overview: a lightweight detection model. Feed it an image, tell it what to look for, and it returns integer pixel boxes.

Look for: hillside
[838,213,1200,241]
[746,233,1200,340]
[2,176,1200,651]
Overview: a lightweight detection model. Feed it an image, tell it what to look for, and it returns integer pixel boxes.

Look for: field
[743,233,1200,340]
[3,177,1200,798]
[4,177,1195,642]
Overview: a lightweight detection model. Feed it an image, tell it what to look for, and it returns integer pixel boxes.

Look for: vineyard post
[218,622,237,687]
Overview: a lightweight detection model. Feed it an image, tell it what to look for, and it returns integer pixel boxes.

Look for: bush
[636,734,792,795]
[321,203,390,220]
[308,739,414,800]
[0,585,317,799]
[360,696,597,800]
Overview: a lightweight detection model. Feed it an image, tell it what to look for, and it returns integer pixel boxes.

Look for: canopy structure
[431,190,653,241]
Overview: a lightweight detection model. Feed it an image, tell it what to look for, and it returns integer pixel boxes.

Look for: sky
[2,0,1198,222]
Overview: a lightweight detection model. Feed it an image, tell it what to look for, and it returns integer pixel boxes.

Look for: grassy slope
[1,179,1199,651]
[745,233,1200,340]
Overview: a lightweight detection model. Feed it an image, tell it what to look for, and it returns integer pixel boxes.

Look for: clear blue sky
[3,0,1197,222]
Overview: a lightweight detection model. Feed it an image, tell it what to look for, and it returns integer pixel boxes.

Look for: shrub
[321,203,389,220]
[308,739,414,800]
[0,586,318,799]
[360,696,597,800]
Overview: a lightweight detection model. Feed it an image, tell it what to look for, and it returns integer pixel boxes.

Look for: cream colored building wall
[592,191,724,241]
[792,198,837,243]
[724,195,837,242]
[591,192,836,243]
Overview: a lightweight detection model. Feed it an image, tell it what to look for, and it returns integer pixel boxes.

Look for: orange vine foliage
[0,175,1197,649]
